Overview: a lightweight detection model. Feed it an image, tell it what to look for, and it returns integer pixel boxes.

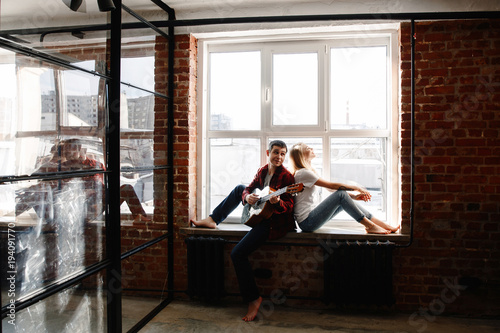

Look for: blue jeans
[210,184,246,224]
[211,184,269,302]
[298,190,372,232]
[231,219,271,302]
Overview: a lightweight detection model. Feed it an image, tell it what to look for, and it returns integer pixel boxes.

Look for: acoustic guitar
[241,183,304,228]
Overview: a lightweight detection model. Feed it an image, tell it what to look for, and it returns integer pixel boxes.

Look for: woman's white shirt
[293,168,320,223]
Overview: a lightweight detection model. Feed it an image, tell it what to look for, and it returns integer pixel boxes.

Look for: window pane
[209,52,260,131]
[330,138,387,220]
[209,138,260,220]
[330,46,387,129]
[273,53,318,125]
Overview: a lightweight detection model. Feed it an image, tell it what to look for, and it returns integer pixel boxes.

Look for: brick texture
[396,19,500,315]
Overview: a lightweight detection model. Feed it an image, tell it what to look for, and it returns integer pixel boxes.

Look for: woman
[289,143,399,234]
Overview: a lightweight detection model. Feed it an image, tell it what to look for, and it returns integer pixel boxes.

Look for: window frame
[197,25,401,227]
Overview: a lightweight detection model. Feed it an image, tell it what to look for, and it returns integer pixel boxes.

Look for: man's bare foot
[242,296,262,322]
[190,216,216,229]
[365,224,391,234]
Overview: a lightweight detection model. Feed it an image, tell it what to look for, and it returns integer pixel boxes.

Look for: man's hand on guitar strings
[269,195,280,204]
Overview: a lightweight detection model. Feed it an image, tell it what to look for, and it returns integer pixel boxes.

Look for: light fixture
[62,0,83,11]
[97,0,116,12]
[62,0,115,12]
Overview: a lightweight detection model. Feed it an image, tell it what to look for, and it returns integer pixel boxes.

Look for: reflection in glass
[119,88,155,130]
[120,171,153,223]
[1,178,105,306]
[121,244,168,332]
[0,54,106,177]
[273,53,318,126]
[331,46,387,129]
[60,65,102,128]
[330,137,387,220]
[209,52,261,131]
[2,271,106,332]
[209,138,260,220]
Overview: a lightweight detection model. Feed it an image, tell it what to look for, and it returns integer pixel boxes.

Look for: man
[191,140,295,321]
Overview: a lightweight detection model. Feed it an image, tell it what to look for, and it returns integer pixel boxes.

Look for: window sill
[181,221,410,243]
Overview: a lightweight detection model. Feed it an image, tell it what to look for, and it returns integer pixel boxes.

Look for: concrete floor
[141,299,500,333]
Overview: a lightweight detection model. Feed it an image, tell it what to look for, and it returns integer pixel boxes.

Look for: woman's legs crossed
[298,190,391,234]
[299,190,362,232]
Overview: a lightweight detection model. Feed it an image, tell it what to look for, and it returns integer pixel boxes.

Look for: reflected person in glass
[190,140,296,322]
[61,139,150,223]
[289,143,399,234]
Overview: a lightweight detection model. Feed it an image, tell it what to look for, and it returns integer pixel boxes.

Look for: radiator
[323,240,395,306]
[185,236,226,301]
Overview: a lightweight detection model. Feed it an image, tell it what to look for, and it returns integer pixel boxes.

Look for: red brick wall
[152,34,198,293]
[395,19,500,316]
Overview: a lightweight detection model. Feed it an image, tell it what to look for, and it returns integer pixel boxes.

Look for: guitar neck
[258,186,287,204]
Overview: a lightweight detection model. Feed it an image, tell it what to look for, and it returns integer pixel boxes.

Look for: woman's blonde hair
[289,142,314,175]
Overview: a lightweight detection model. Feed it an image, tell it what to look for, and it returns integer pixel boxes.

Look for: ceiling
[1,0,499,34]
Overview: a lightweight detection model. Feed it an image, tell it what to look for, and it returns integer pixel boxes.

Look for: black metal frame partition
[0,1,176,333]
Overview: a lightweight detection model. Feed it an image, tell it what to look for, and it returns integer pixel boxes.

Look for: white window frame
[196,24,401,227]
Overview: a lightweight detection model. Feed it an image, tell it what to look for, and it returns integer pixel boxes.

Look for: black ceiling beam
[1,10,499,38]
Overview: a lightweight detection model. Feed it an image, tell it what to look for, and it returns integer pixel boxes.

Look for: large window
[199,27,400,227]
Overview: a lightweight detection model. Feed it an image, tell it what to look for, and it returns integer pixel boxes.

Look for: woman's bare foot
[360,218,391,234]
[190,216,216,229]
[242,296,262,322]
[370,217,401,233]
[134,214,151,223]
[365,224,391,234]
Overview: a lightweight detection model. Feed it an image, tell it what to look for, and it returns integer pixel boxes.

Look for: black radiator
[185,236,226,301]
[323,240,395,306]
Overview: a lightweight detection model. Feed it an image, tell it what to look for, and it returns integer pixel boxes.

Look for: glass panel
[0,53,106,177]
[273,53,318,126]
[209,138,260,220]
[60,67,102,128]
[1,177,105,306]
[330,46,387,129]
[2,271,106,332]
[121,245,168,332]
[0,50,17,177]
[120,170,153,224]
[330,138,387,220]
[209,52,261,131]
[120,87,155,130]
[120,9,157,92]
[121,54,155,93]
[3,10,110,74]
